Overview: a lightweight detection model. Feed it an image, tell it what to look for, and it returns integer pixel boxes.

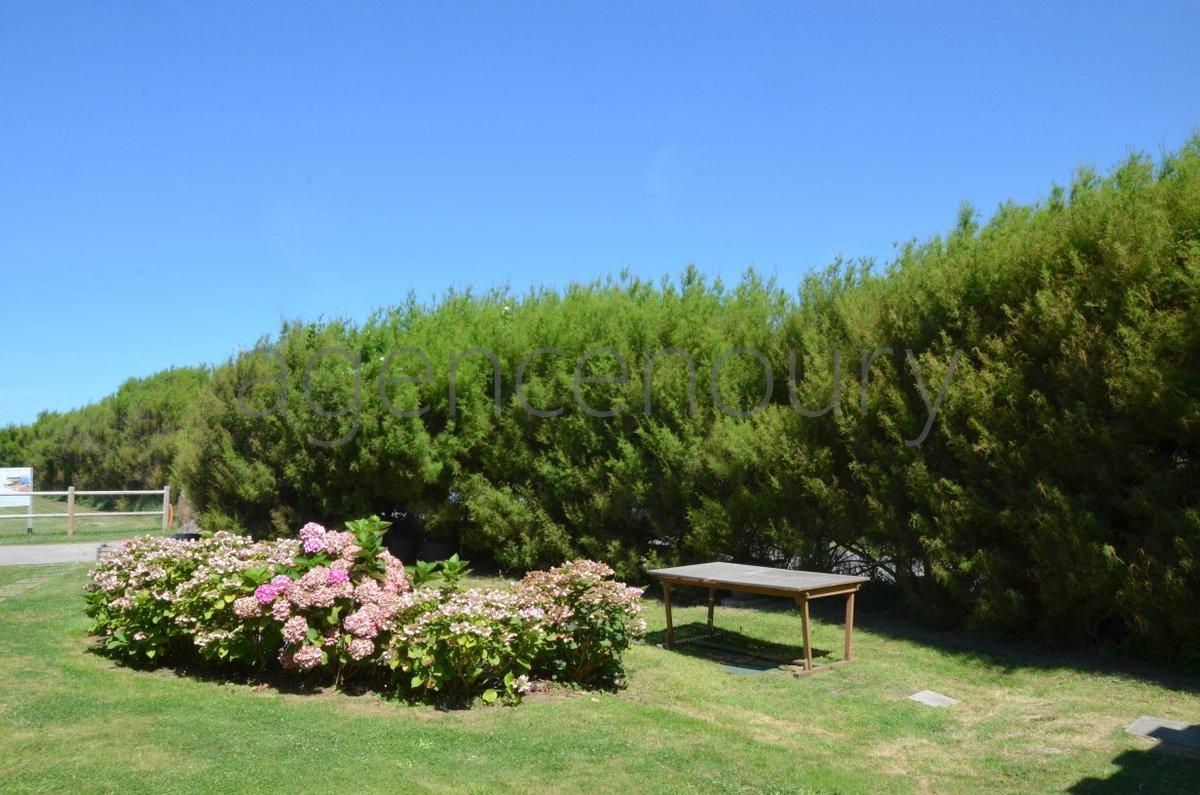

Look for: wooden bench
[647,562,867,675]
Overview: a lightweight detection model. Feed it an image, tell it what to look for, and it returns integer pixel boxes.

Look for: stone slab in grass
[1125,716,1200,749]
[909,689,957,707]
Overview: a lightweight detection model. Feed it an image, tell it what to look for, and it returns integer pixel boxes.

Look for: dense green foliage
[10,140,1200,656]
[0,368,209,497]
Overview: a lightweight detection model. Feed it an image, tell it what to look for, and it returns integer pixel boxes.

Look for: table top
[647,562,867,597]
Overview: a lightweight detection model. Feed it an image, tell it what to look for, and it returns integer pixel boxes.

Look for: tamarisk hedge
[9,139,1200,657]
[0,367,208,500]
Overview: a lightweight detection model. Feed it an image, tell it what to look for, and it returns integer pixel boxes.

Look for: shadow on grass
[83,638,393,698]
[1069,743,1200,793]
[644,621,833,669]
[642,581,1200,694]
[82,639,601,709]
[839,583,1200,696]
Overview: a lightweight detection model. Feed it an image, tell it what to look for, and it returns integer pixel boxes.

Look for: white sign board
[0,467,33,509]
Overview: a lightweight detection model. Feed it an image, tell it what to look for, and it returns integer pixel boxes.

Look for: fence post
[67,486,76,536]
[162,486,171,533]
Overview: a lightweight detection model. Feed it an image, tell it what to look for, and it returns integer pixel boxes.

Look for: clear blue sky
[1,2,1197,425]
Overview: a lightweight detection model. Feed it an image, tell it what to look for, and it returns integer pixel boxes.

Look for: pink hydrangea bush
[86,517,409,674]
[171,533,300,665]
[265,522,412,675]
[383,588,546,704]
[515,559,647,686]
[86,522,645,705]
[380,560,646,704]
[85,534,208,662]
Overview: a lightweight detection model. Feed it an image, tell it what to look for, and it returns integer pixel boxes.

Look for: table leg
[707,587,715,629]
[800,596,813,671]
[844,592,856,662]
[662,581,674,647]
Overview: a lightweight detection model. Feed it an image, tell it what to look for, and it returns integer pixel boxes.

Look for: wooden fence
[0,487,170,536]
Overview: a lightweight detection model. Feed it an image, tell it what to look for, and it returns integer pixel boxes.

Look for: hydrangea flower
[292,644,323,670]
[254,584,279,604]
[283,615,309,645]
[343,608,378,639]
[271,597,292,622]
[233,596,261,618]
[299,522,327,554]
[347,638,374,660]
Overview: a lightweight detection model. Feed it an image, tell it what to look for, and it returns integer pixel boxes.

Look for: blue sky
[1,2,1197,425]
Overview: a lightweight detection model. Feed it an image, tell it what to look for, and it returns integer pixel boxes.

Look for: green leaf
[481,689,498,703]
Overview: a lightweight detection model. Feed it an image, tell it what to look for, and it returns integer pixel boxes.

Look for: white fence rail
[0,487,171,536]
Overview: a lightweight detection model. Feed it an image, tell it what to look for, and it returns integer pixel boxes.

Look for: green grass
[0,566,1197,793]
[0,495,166,545]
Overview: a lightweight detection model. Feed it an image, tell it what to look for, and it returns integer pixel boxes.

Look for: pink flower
[299,522,327,553]
[283,615,309,644]
[271,598,292,622]
[354,580,382,603]
[347,638,374,660]
[255,575,293,604]
[381,552,413,593]
[254,584,279,604]
[233,596,261,618]
[324,531,354,555]
[292,644,323,670]
[343,608,378,639]
[326,568,350,586]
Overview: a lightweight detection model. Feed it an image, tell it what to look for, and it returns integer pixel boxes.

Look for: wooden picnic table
[647,562,868,675]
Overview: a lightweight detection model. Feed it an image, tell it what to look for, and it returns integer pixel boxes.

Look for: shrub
[87,518,413,678]
[86,523,646,704]
[382,559,648,704]
[384,588,545,705]
[5,367,208,496]
[515,559,647,687]
[85,534,205,662]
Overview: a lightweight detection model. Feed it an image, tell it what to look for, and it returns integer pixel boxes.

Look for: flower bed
[85,517,645,704]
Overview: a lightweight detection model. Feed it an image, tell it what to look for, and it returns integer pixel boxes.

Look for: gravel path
[0,541,116,566]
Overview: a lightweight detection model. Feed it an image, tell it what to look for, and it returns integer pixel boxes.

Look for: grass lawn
[0,495,166,546]
[0,564,1197,793]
